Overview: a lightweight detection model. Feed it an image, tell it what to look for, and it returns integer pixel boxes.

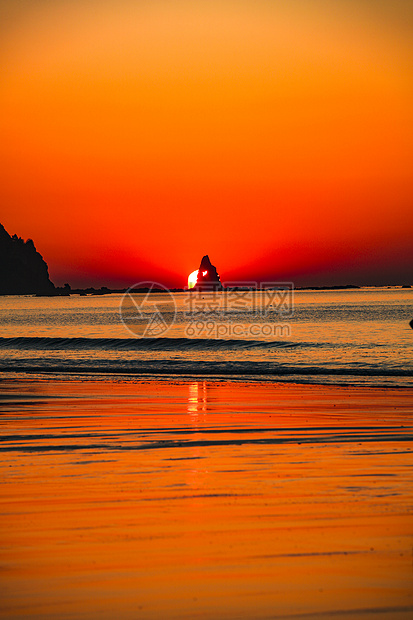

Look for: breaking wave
[1,337,411,387]
[0,336,300,352]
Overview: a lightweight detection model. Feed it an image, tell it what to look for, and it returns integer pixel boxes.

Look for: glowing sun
[188,270,199,289]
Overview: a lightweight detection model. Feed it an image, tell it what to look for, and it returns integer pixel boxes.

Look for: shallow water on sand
[1,379,412,619]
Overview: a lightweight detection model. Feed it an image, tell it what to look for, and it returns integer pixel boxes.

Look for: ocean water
[0,287,412,387]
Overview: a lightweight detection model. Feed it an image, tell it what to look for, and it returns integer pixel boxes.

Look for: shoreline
[1,369,412,390]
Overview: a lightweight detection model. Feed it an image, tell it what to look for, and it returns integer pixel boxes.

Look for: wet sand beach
[0,377,412,619]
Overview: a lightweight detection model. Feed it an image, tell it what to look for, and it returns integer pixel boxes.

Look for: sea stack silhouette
[0,223,55,295]
[193,255,222,291]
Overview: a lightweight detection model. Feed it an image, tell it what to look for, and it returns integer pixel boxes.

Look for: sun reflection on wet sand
[187,381,207,417]
[0,379,412,619]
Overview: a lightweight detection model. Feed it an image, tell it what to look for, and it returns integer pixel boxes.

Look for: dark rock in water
[410,319,413,330]
[193,255,222,291]
[0,223,55,295]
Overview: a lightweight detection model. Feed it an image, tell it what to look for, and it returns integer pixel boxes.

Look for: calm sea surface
[0,288,411,386]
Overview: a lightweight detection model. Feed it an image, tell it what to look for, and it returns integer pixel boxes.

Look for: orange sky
[1,0,412,287]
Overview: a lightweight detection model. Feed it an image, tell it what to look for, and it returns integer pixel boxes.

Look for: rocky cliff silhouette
[193,255,222,291]
[0,223,55,295]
